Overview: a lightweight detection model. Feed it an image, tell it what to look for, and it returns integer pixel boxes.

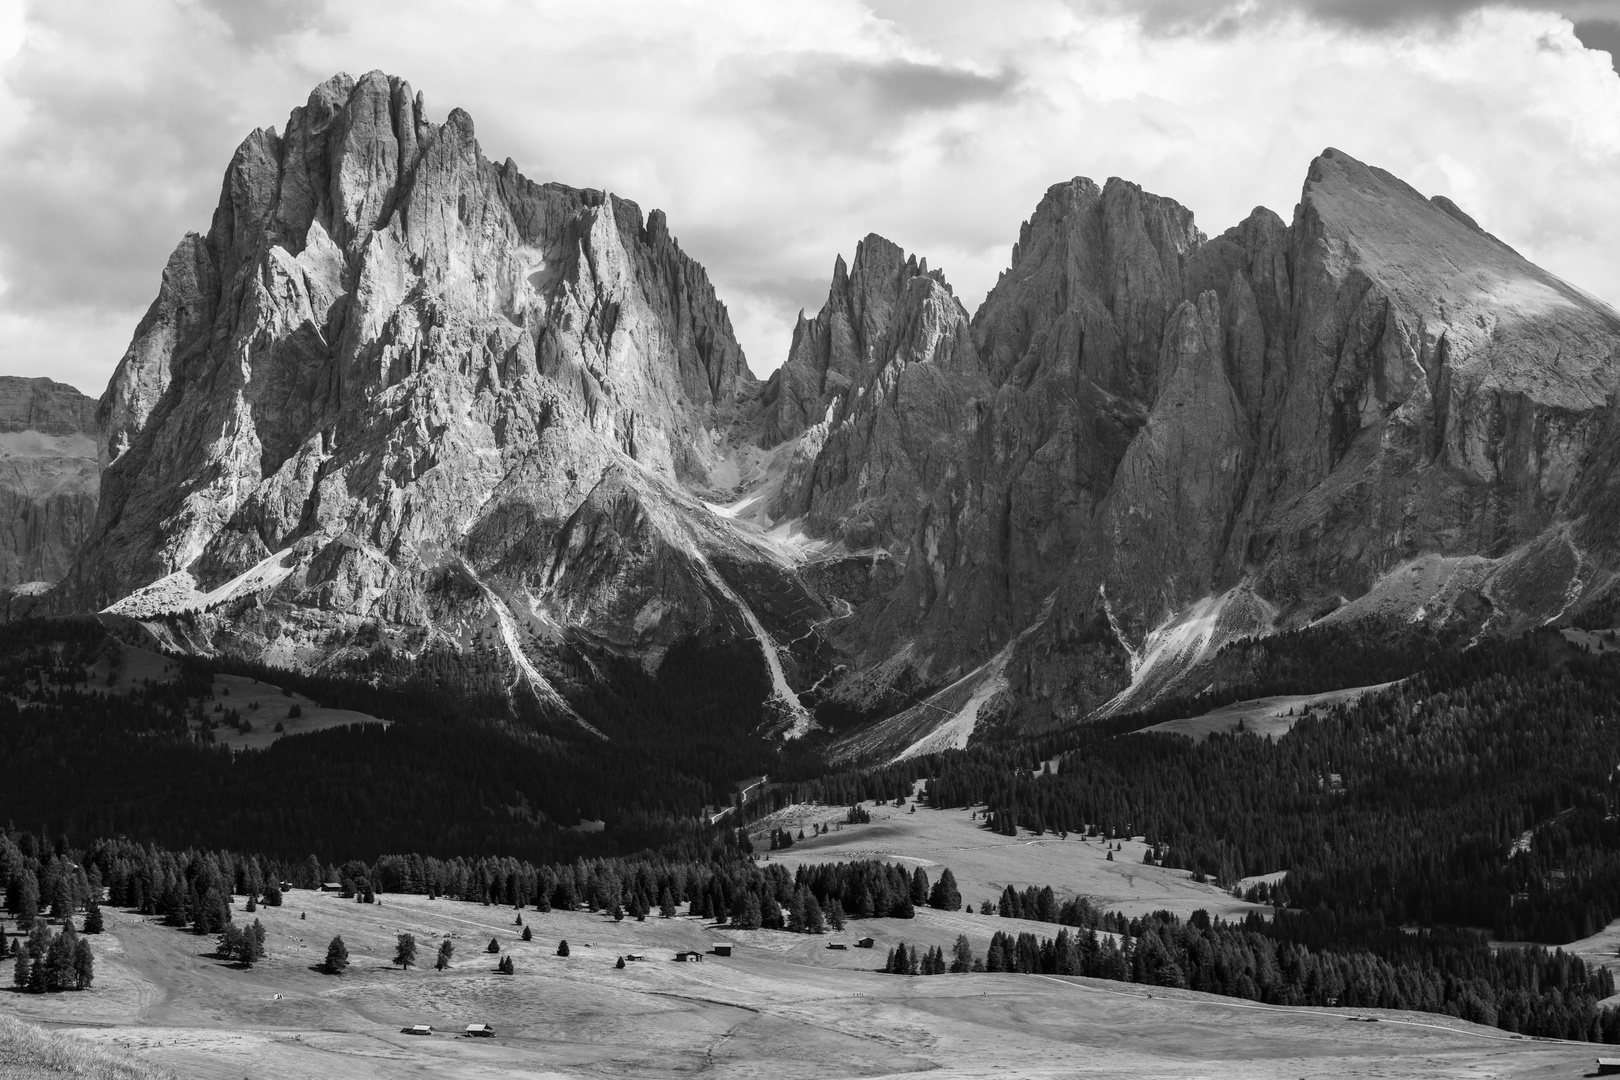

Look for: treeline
[904,630,1620,944]
[0,618,798,864]
[883,904,1620,1041]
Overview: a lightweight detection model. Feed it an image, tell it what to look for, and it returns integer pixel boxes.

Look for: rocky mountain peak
[35,77,1620,756]
[756,231,949,447]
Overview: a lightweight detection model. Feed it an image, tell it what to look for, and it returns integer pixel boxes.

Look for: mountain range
[14,70,1620,758]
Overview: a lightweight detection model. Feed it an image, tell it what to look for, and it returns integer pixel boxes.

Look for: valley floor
[0,880,1602,1078]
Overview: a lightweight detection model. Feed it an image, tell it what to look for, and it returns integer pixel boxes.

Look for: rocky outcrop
[0,377,101,589]
[799,149,1620,751]
[52,71,828,734]
[42,69,1620,753]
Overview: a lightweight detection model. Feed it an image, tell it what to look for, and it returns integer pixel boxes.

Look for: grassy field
[1138,683,1396,743]
[87,641,387,751]
[0,886,1599,1079]
[753,800,1272,921]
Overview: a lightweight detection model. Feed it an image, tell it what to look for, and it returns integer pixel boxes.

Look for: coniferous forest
[10,617,1620,1040]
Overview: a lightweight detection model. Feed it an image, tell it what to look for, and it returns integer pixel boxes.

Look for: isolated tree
[324,936,349,974]
[515,913,523,926]
[486,937,500,954]
[556,939,570,957]
[497,954,514,975]
[82,900,104,935]
[615,955,626,969]
[950,934,974,973]
[521,925,533,942]
[436,939,454,971]
[394,932,417,970]
[71,938,94,990]
[928,869,961,912]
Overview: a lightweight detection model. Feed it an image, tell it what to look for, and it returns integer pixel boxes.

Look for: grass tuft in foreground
[0,1012,175,1080]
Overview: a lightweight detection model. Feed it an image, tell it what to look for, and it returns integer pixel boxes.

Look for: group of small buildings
[399,1023,496,1038]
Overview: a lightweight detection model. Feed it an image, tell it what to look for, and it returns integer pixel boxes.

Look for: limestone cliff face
[56,71,824,732]
[44,71,1620,752]
[0,377,101,590]
[797,150,1620,750]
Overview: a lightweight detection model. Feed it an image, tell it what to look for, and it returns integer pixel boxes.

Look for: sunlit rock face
[0,377,102,591]
[48,68,1620,748]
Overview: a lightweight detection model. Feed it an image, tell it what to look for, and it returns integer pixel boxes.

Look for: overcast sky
[1,0,1618,396]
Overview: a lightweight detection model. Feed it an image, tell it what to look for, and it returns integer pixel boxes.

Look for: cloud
[0,1,1617,398]
[1574,17,1620,70]
[1088,0,1620,33]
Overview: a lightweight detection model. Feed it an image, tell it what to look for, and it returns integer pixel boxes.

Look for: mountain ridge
[24,72,1620,757]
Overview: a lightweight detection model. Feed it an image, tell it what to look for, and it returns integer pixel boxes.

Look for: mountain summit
[42,74,1620,753]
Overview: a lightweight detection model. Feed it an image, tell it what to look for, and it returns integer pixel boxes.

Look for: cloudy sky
[1,0,1618,395]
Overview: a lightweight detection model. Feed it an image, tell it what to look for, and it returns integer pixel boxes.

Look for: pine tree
[244,920,266,966]
[324,936,349,974]
[436,939,454,970]
[928,869,961,911]
[497,954,514,974]
[487,937,500,954]
[394,932,417,970]
[827,898,846,932]
[12,950,28,991]
[658,888,678,918]
[951,934,974,973]
[71,938,93,990]
[82,901,104,934]
[521,925,533,942]
[556,939,570,957]
[218,924,245,963]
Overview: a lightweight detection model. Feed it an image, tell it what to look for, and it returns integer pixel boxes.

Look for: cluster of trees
[10,922,93,993]
[882,941,953,974]
[217,920,267,966]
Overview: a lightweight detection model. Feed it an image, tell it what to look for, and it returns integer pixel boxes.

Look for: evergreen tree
[827,898,846,932]
[487,937,500,954]
[82,900,104,934]
[951,934,974,973]
[928,869,961,911]
[910,868,930,906]
[394,932,417,970]
[8,870,39,930]
[659,888,678,918]
[243,920,266,966]
[218,924,245,963]
[12,949,28,991]
[498,954,514,974]
[324,936,349,974]
[521,925,533,942]
[557,939,570,957]
[436,939,454,970]
[72,937,94,990]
